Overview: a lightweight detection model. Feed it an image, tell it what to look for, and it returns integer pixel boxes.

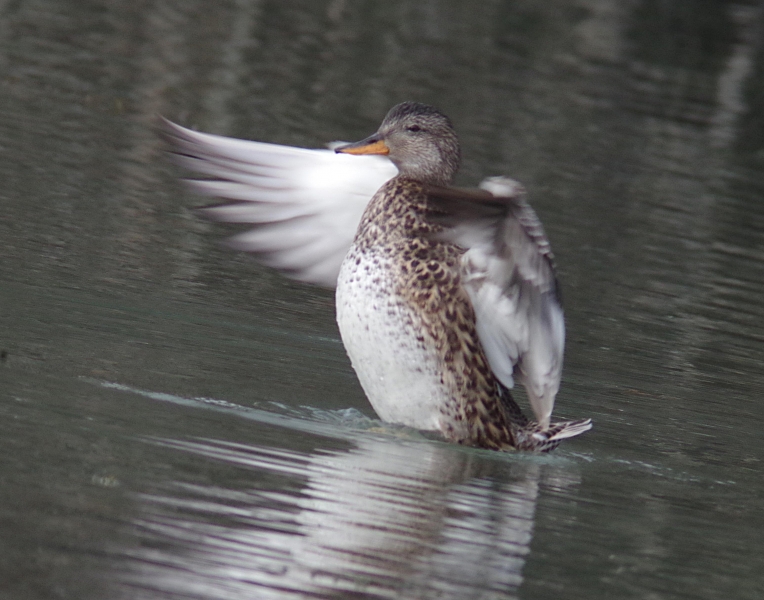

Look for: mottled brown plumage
[342,172,580,451]
[336,102,591,451]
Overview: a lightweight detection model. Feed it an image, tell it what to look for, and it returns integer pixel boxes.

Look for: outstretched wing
[159,118,398,287]
[427,177,564,429]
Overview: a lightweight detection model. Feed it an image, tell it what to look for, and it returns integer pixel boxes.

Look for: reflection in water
[124,432,579,599]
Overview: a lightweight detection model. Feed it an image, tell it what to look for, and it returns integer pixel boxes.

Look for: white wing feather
[445,177,564,429]
[160,119,397,287]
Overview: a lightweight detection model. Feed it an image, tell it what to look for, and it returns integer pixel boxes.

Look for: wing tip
[156,115,210,150]
[478,176,525,198]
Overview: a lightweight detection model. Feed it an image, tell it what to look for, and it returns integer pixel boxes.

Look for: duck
[160,102,592,452]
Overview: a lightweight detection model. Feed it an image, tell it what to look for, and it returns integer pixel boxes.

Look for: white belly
[336,247,450,431]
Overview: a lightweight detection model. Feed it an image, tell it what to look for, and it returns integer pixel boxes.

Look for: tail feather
[542,418,593,442]
[515,418,592,452]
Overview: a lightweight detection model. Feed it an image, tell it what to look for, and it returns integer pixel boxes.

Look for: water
[1,1,763,598]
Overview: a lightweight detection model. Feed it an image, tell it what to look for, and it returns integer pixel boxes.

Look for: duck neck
[394,164,455,186]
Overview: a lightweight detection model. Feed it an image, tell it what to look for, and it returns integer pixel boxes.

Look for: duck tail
[544,418,593,441]
[515,418,592,452]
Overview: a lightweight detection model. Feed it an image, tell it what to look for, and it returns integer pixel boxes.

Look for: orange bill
[335,135,390,155]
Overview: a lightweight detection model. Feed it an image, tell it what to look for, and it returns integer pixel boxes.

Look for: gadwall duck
[161,102,592,451]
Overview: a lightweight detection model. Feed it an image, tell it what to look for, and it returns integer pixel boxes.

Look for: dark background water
[1,1,763,598]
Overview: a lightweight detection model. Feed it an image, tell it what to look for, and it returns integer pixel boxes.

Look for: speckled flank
[338,177,522,450]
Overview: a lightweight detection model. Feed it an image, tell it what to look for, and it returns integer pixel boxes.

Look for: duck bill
[335,134,390,155]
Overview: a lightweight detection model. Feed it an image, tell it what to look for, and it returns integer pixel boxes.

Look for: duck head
[336,102,461,186]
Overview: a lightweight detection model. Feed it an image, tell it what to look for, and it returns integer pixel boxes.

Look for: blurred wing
[427,177,564,428]
[159,118,398,287]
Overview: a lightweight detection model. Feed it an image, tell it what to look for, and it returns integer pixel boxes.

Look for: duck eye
[406,125,422,133]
